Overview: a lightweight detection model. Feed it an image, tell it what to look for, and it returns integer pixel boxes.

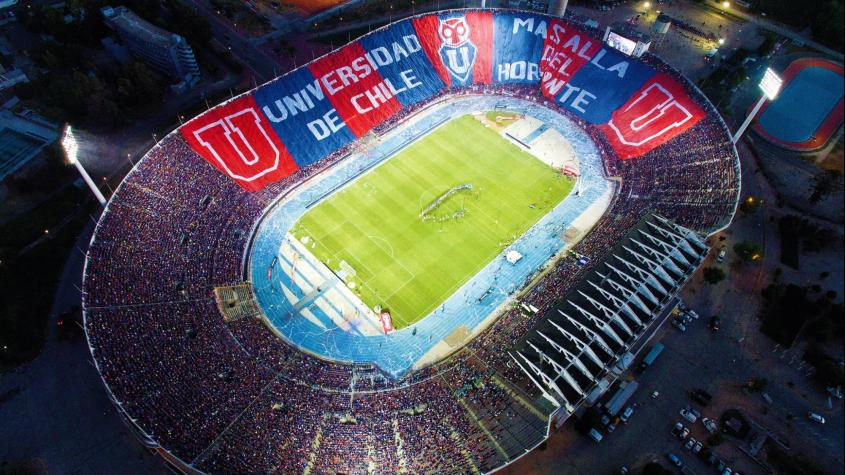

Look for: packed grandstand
[82,9,740,474]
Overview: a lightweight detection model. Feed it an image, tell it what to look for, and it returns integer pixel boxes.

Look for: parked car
[684,309,699,320]
[667,453,683,467]
[672,318,687,332]
[679,427,690,440]
[672,422,684,436]
[722,468,733,475]
[680,409,697,423]
[600,415,611,431]
[620,406,634,423]
[716,246,726,263]
[702,417,718,434]
[808,412,826,424]
[589,428,604,442]
[693,441,703,454]
[684,437,696,450]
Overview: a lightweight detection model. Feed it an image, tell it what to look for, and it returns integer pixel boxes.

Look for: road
[0,219,166,474]
[184,0,281,82]
[699,0,844,60]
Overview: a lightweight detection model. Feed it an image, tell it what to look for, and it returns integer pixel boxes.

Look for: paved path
[185,0,281,81]
[0,219,164,474]
[700,0,844,60]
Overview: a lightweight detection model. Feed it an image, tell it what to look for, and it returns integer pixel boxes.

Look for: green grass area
[292,114,574,329]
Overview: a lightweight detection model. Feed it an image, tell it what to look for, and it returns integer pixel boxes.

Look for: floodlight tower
[62,125,107,206]
[731,67,782,144]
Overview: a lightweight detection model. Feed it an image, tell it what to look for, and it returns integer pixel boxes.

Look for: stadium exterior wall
[80,8,740,475]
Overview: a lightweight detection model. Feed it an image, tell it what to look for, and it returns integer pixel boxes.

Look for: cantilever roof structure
[513,214,708,415]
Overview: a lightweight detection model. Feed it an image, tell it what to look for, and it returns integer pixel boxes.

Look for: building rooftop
[609,21,652,43]
[101,6,184,49]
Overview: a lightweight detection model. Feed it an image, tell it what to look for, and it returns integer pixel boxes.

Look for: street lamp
[731,67,782,144]
[644,1,651,8]
[722,1,730,8]
[718,38,725,45]
[62,125,107,206]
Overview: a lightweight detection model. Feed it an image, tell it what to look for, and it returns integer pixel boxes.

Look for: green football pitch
[292,114,574,329]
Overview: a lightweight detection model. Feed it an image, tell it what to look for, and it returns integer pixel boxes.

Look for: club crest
[438,17,477,84]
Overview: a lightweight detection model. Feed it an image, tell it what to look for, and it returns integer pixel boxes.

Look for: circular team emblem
[438,17,470,47]
[438,16,477,84]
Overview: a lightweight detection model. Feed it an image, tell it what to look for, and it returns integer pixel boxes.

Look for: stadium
[81,9,740,474]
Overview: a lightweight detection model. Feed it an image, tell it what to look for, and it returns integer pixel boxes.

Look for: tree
[746,377,768,392]
[756,32,777,56]
[642,463,674,475]
[171,1,212,46]
[116,62,164,110]
[703,266,727,284]
[809,170,843,204]
[734,240,764,261]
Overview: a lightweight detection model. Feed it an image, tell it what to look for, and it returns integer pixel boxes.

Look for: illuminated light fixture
[62,125,107,205]
[732,68,782,144]
[759,67,783,100]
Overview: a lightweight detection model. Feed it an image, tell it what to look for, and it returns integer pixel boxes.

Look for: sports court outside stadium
[754,57,844,152]
[292,114,575,329]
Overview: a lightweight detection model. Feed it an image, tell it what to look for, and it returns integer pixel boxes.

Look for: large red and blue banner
[181,95,299,192]
[358,19,446,108]
[492,13,546,84]
[251,68,356,168]
[599,72,705,157]
[413,11,493,87]
[181,10,708,191]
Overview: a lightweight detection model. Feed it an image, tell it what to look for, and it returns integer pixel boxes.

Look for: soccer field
[292,114,574,329]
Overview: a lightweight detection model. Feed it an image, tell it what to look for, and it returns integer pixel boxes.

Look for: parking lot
[502,276,844,474]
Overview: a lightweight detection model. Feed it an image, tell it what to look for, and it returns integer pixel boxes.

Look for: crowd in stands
[82,49,738,472]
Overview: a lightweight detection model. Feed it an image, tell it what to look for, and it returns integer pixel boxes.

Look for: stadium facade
[81,9,740,474]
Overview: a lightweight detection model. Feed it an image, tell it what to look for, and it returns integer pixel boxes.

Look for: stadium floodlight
[731,67,782,144]
[62,125,107,206]
[758,67,783,100]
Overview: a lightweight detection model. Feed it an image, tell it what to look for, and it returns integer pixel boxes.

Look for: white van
[808,412,826,424]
